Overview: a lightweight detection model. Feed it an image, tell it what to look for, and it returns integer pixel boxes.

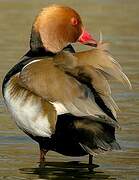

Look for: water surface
[0,0,139,179]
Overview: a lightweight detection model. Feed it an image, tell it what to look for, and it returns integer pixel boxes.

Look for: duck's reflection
[20,161,114,180]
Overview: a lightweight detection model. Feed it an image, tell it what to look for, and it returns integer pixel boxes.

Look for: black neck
[26,47,55,58]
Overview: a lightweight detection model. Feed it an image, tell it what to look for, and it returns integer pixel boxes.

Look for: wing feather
[54,44,131,124]
[19,59,109,123]
[19,44,131,128]
[75,46,131,89]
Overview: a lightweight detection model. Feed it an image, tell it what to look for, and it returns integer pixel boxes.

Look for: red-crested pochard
[2,5,131,170]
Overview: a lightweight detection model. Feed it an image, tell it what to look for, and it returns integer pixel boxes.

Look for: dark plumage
[30,113,120,158]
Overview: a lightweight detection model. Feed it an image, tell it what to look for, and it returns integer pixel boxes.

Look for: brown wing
[53,44,131,125]
[74,45,131,117]
[75,45,131,89]
[19,59,108,121]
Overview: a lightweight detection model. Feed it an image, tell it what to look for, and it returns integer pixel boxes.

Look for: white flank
[4,83,52,137]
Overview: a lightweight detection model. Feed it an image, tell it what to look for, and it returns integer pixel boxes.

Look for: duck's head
[30,4,97,53]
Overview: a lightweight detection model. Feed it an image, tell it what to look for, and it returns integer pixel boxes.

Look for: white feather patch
[4,83,52,137]
[51,102,69,115]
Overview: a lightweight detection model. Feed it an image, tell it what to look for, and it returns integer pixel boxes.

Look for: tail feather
[75,117,121,155]
[94,136,121,151]
[109,141,121,150]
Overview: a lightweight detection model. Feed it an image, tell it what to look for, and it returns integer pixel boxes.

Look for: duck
[2,4,131,169]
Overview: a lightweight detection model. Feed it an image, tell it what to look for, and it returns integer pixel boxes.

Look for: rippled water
[0,0,139,179]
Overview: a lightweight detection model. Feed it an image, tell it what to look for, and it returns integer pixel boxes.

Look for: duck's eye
[70,17,78,26]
